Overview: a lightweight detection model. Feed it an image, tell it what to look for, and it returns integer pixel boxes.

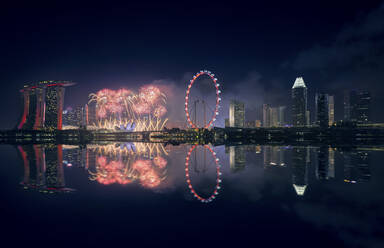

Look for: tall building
[315,93,329,128]
[345,90,371,123]
[229,100,245,128]
[328,95,335,126]
[343,90,350,121]
[63,106,85,127]
[278,106,286,126]
[292,77,308,127]
[86,102,97,126]
[74,106,85,127]
[351,91,371,123]
[262,104,271,127]
[45,85,65,130]
[270,107,278,127]
[18,81,75,130]
[263,104,286,127]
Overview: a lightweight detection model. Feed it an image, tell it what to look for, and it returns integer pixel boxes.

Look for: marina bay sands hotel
[17,80,75,130]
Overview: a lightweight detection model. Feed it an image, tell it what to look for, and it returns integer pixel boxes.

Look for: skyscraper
[292,77,308,127]
[86,102,97,126]
[262,104,271,127]
[348,90,371,123]
[343,90,350,121]
[270,107,278,127]
[328,95,335,126]
[315,93,329,128]
[63,106,85,127]
[278,106,286,126]
[229,100,245,128]
[45,84,65,130]
[18,81,75,130]
[263,105,286,127]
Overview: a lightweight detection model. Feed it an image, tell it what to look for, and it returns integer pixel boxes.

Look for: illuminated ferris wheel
[185,70,221,128]
[185,144,222,203]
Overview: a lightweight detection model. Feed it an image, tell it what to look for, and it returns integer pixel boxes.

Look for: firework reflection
[88,143,168,189]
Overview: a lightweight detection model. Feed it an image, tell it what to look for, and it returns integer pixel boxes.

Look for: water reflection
[18,144,75,193]
[185,144,221,203]
[86,143,168,188]
[9,143,383,247]
[16,143,374,200]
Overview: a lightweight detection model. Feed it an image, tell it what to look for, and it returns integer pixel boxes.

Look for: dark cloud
[283,4,384,122]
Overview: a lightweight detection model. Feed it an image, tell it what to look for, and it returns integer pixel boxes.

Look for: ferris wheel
[185,144,222,203]
[185,70,221,128]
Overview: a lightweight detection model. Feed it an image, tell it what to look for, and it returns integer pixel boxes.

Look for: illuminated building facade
[229,100,245,128]
[263,104,271,127]
[344,90,371,123]
[350,90,371,123]
[315,93,329,128]
[17,81,75,130]
[63,106,85,127]
[291,77,308,127]
[343,90,350,121]
[263,104,286,127]
[328,95,335,126]
[86,102,97,126]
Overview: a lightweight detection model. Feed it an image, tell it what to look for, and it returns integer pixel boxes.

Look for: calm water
[0,143,383,247]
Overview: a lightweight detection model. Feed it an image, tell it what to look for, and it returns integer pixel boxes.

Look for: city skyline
[1,2,384,247]
[1,1,384,129]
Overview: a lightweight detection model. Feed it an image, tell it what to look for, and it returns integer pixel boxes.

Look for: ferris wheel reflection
[185,144,222,203]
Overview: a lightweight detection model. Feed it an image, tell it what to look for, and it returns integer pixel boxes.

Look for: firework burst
[88,85,168,131]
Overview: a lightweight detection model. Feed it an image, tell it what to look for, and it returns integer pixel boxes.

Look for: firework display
[89,85,168,131]
[88,143,168,188]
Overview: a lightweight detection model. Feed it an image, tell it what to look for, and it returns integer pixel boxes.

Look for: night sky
[1,1,384,128]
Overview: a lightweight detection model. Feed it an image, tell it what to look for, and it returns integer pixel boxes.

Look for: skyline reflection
[16,143,373,200]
